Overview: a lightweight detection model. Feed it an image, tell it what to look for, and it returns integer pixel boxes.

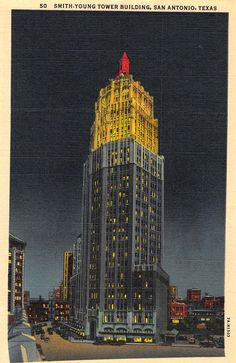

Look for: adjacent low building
[24,290,30,308]
[215,296,224,308]
[26,297,49,324]
[168,302,187,324]
[187,288,201,302]
[49,300,70,321]
[8,234,26,314]
[188,308,216,323]
[202,295,215,309]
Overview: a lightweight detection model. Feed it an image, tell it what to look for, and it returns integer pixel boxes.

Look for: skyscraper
[74,53,169,343]
[62,251,73,302]
[70,235,83,319]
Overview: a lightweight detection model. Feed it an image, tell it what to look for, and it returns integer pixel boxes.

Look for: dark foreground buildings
[71,53,169,343]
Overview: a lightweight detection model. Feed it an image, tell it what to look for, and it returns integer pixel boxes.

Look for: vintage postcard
[0,0,235,362]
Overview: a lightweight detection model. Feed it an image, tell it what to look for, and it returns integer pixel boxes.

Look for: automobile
[93,341,107,345]
[188,337,196,344]
[217,340,224,348]
[108,340,126,345]
[197,336,206,342]
[40,334,45,340]
[200,340,215,348]
[178,335,188,341]
[216,337,224,348]
[69,335,79,341]
[44,337,50,342]
[61,333,69,340]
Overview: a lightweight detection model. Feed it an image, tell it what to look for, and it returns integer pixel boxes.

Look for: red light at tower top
[118,52,130,76]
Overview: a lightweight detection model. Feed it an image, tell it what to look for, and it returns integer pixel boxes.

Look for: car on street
[216,337,224,348]
[109,340,126,345]
[177,335,188,341]
[47,327,53,335]
[188,337,196,344]
[200,340,215,348]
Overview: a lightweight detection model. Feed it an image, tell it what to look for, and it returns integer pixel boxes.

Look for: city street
[35,328,224,361]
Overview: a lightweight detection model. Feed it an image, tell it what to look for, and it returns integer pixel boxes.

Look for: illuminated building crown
[90,52,159,154]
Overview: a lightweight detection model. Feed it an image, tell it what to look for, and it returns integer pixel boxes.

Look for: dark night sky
[10,11,227,299]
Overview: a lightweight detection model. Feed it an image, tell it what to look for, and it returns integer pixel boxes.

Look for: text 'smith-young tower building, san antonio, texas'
[75,53,169,343]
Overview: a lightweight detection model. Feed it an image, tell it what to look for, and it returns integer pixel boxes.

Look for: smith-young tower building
[74,53,169,343]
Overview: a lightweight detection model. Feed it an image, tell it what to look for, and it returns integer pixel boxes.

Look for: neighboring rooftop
[9,233,27,247]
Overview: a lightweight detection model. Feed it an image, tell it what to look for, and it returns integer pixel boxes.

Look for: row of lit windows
[106,226,127,233]
[103,312,153,324]
[105,251,128,259]
[89,263,97,269]
[106,216,129,223]
[108,157,130,165]
[104,312,124,323]
[103,292,153,302]
[108,149,130,156]
[110,105,131,114]
[90,292,98,299]
[110,101,130,112]
[89,274,98,281]
[134,314,153,324]
[106,203,130,212]
[106,235,129,243]
[108,146,130,153]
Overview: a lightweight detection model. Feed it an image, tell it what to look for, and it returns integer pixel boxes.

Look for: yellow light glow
[90,77,158,154]
[144,338,153,343]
